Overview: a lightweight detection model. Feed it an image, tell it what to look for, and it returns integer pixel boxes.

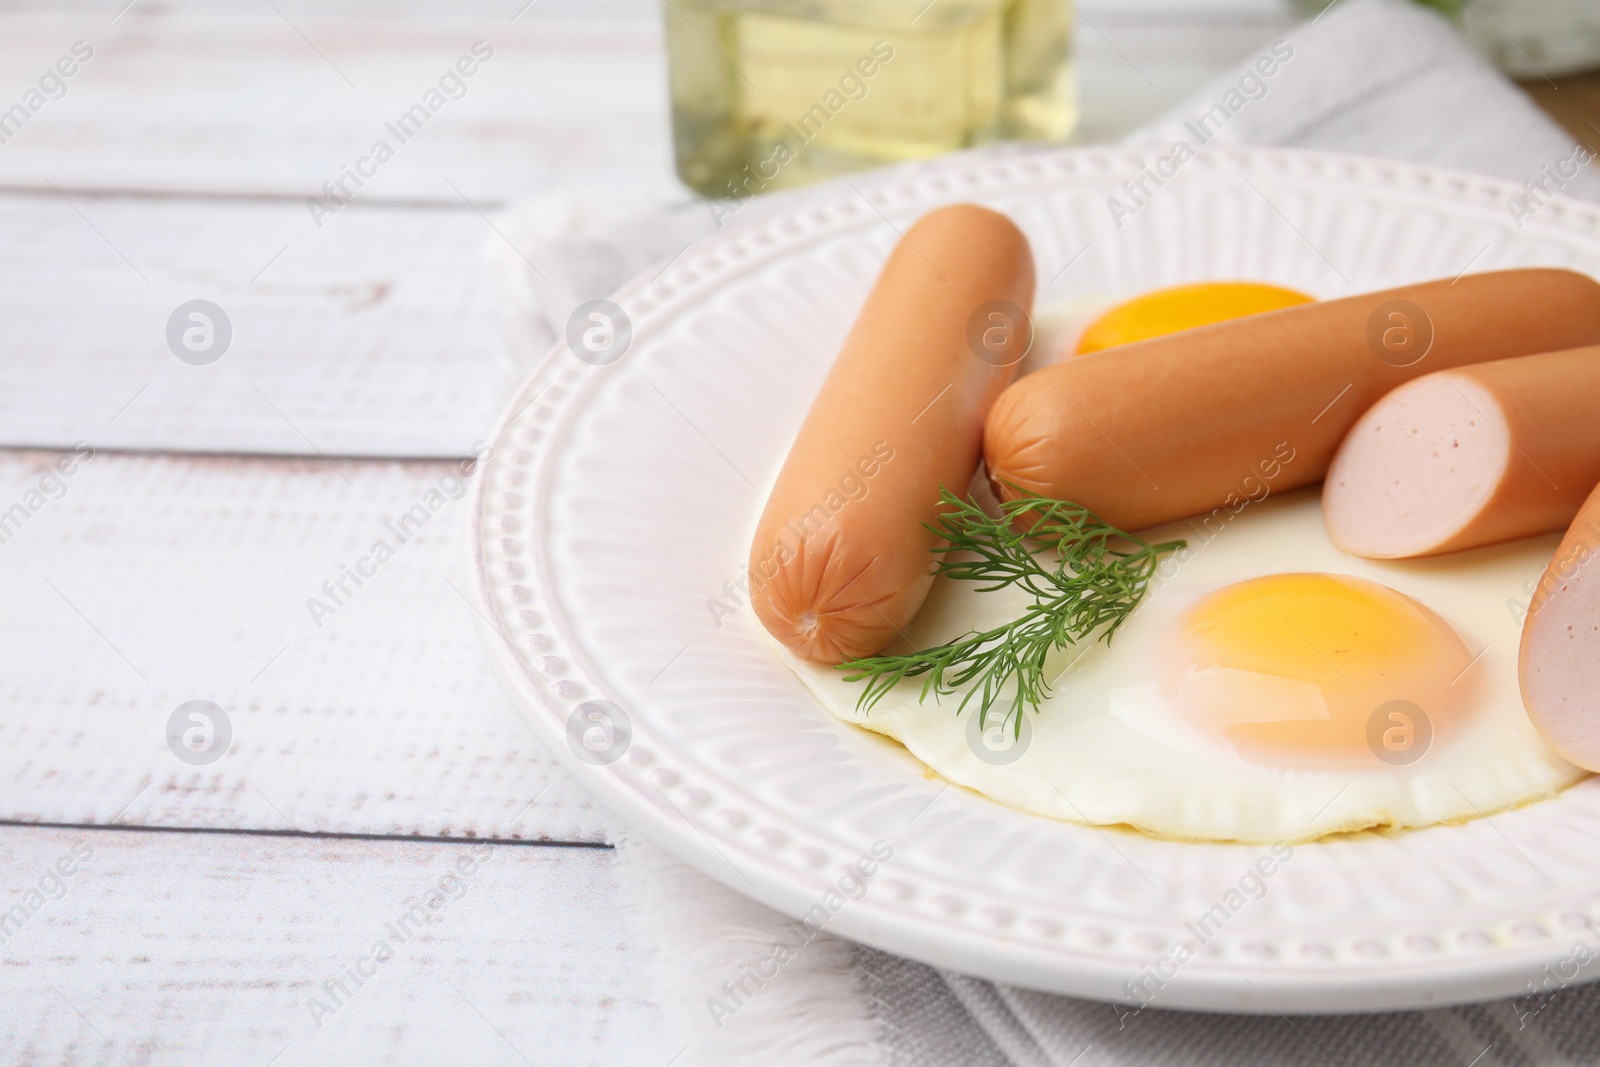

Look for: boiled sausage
[984,269,1600,531]
[1520,481,1600,771]
[1325,346,1600,558]
[749,204,1035,663]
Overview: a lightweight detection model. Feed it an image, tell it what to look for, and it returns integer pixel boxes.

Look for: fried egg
[772,487,1584,843]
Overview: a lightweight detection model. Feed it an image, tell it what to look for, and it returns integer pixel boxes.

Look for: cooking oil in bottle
[663,0,1076,198]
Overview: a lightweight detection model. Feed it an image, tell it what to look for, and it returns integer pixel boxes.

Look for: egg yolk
[1165,573,1479,768]
[1075,282,1313,354]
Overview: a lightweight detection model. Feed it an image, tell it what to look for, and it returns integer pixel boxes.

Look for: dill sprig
[837,486,1185,737]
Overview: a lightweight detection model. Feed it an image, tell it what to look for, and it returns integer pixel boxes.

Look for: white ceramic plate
[467,146,1600,1014]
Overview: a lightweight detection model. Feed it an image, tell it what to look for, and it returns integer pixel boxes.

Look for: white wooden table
[0,1,1292,1062]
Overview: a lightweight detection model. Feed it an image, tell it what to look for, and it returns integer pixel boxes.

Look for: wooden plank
[1071,5,1297,142]
[0,5,1295,462]
[0,0,1295,203]
[0,825,652,1066]
[0,0,677,203]
[0,449,617,844]
[1521,72,1600,156]
[0,193,513,457]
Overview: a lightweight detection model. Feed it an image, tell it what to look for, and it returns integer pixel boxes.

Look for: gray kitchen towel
[490,0,1600,1063]
[1132,0,1600,203]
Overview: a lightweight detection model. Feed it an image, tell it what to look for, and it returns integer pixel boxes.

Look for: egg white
[772,487,1586,844]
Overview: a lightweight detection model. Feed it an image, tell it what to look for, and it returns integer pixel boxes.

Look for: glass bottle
[664,0,1077,198]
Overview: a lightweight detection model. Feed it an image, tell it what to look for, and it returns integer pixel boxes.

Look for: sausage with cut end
[749,204,1035,664]
[1324,346,1600,559]
[1520,482,1600,772]
[983,269,1600,531]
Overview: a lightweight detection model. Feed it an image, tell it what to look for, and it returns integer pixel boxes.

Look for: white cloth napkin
[491,1,1600,1063]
